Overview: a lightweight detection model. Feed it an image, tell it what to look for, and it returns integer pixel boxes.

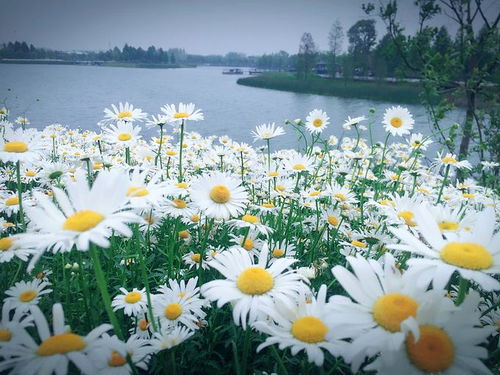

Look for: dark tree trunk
[458,90,476,159]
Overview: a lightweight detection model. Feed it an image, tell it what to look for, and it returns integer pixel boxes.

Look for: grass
[237,72,424,104]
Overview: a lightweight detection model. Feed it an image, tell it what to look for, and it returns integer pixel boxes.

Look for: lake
[0,64,464,149]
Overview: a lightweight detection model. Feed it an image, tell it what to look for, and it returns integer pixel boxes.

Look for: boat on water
[248,68,263,75]
[222,68,244,75]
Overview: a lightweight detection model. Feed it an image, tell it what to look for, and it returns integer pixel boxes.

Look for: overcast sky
[1,0,496,55]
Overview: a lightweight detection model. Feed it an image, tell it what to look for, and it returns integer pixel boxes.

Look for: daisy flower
[201,244,307,329]
[129,313,152,339]
[4,279,52,312]
[20,169,141,269]
[103,121,142,147]
[161,102,204,124]
[251,123,285,141]
[15,117,30,126]
[268,242,297,264]
[102,102,148,124]
[229,231,264,258]
[227,213,273,236]
[434,152,472,171]
[305,109,329,133]
[329,253,441,373]
[126,168,168,209]
[90,333,153,373]
[0,235,35,263]
[342,115,366,130]
[253,285,344,366]
[365,291,494,375]
[145,114,168,129]
[0,303,33,347]
[382,106,414,136]
[152,282,206,330]
[0,128,45,164]
[0,303,111,375]
[150,325,195,352]
[111,288,147,317]
[190,171,248,220]
[281,154,314,175]
[407,133,432,150]
[162,198,195,218]
[389,206,500,291]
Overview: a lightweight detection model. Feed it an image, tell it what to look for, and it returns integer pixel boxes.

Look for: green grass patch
[237,72,424,104]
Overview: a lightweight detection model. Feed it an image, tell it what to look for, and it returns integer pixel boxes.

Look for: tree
[328,20,344,77]
[297,32,317,79]
[365,0,500,165]
[347,19,377,75]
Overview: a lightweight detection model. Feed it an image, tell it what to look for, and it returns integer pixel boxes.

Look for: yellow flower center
[242,214,259,224]
[25,170,37,177]
[125,291,142,304]
[398,211,416,227]
[173,199,187,209]
[406,325,454,373]
[108,351,127,367]
[63,210,104,232]
[438,221,459,232]
[237,267,274,295]
[0,329,12,342]
[309,191,321,196]
[5,197,19,206]
[209,185,231,203]
[242,238,254,251]
[351,240,366,248]
[327,216,339,226]
[37,333,86,356]
[138,319,148,331]
[117,133,132,141]
[176,182,188,189]
[441,156,457,164]
[275,185,286,192]
[462,193,474,198]
[390,117,403,128]
[191,253,201,263]
[117,111,133,118]
[179,230,190,239]
[127,186,149,197]
[291,316,328,343]
[334,193,346,201]
[268,171,279,177]
[0,237,14,251]
[313,119,323,128]
[19,290,37,302]
[292,164,305,171]
[440,242,492,270]
[173,112,189,119]
[372,293,418,332]
[3,141,28,153]
[272,249,285,258]
[262,203,275,208]
[191,214,200,222]
[164,303,183,320]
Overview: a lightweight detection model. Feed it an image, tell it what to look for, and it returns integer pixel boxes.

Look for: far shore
[0,59,196,69]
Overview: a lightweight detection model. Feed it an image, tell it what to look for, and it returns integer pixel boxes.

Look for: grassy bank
[237,72,424,104]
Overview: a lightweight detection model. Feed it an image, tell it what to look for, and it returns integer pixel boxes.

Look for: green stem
[15,161,26,231]
[455,277,469,306]
[270,345,288,375]
[436,164,451,204]
[155,125,164,168]
[136,230,158,332]
[88,244,124,340]
[178,120,185,181]
[240,327,252,375]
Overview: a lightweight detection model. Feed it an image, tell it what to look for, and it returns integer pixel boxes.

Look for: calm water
[0,64,464,149]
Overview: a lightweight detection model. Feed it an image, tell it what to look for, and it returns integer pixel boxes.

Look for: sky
[0,0,496,56]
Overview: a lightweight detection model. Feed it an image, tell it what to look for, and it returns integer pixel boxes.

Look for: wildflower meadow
[0,102,498,374]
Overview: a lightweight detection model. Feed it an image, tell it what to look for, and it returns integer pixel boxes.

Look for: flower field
[0,102,498,374]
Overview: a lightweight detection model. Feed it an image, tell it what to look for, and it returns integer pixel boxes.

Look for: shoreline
[237,73,424,105]
[0,59,196,69]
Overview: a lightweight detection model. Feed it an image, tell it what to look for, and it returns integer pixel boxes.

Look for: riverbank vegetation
[238,73,423,104]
